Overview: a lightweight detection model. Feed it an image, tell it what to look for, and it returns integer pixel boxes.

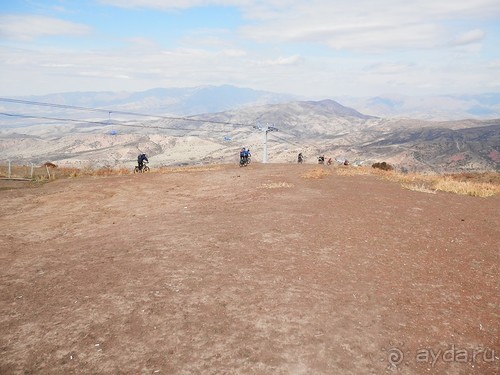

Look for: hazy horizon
[4,84,500,102]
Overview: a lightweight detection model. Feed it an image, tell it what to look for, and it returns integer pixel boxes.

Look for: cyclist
[239,148,246,164]
[137,153,149,171]
[244,148,251,162]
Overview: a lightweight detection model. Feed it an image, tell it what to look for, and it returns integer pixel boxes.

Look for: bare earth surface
[0,164,498,374]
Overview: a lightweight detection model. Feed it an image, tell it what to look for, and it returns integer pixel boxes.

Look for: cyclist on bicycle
[239,148,246,164]
[137,153,149,171]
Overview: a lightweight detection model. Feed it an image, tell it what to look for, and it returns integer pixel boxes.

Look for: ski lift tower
[253,124,279,163]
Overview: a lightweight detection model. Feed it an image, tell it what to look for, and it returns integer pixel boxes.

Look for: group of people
[137,150,348,168]
[317,155,334,165]
[299,153,332,165]
[239,147,251,165]
[299,153,348,166]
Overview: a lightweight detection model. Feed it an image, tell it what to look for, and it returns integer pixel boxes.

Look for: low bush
[372,162,394,171]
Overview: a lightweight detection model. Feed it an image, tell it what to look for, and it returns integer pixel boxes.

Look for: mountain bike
[134,161,150,173]
[239,156,251,167]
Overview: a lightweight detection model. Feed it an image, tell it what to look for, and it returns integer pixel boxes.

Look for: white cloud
[238,0,500,52]
[98,0,255,10]
[0,15,91,41]
[97,0,500,17]
[97,1,500,53]
[127,37,159,49]
[92,0,500,54]
[487,60,500,69]
[451,29,486,46]
[258,55,303,66]
[78,71,131,79]
[223,49,247,57]
[364,62,415,75]
[0,1,499,97]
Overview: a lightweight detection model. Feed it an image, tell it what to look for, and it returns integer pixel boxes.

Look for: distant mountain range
[192,100,499,172]
[337,93,500,120]
[3,85,500,120]
[0,86,499,172]
[4,85,296,117]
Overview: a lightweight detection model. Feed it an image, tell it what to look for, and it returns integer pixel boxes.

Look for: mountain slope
[0,96,498,172]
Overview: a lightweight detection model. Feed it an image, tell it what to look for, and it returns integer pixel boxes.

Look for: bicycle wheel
[143,166,150,172]
[134,166,139,173]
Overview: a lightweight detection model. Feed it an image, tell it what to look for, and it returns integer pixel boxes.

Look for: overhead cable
[0,112,237,133]
[0,97,252,128]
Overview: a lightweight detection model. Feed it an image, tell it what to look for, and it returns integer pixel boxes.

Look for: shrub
[372,162,394,171]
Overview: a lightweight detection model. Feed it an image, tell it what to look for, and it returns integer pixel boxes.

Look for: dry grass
[0,163,224,181]
[257,182,294,189]
[444,172,500,185]
[401,183,436,194]
[333,166,372,177]
[374,170,499,197]
[158,164,227,174]
[327,166,499,197]
[301,167,332,179]
[62,167,131,178]
[432,177,500,197]
[95,167,131,176]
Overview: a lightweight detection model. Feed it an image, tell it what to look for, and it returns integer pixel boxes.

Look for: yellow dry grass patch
[432,177,499,197]
[376,170,499,197]
[329,166,499,198]
[301,167,332,179]
[66,167,131,178]
[334,166,372,177]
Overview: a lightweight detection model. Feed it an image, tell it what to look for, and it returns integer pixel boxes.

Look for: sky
[1,0,500,98]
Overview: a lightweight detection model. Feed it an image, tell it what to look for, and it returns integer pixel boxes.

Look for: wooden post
[8,160,11,178]
[46,165,51,179]
[30,163,34,178]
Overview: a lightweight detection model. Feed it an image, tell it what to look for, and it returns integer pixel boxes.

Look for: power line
[269,132,303,148]
[0,112,239,134]
[0,97,331,158]
[0,97,315,141]
[270,130,326,153]
[0,97,252,128]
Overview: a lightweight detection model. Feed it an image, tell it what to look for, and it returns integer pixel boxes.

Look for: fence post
[46,165,51,179]
[8,160,11,178]
[30,163,34,179]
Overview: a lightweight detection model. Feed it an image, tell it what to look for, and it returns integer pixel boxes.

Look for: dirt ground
[0,164,498,374]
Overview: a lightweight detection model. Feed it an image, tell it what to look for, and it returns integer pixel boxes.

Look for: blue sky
[1,0,499,98]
